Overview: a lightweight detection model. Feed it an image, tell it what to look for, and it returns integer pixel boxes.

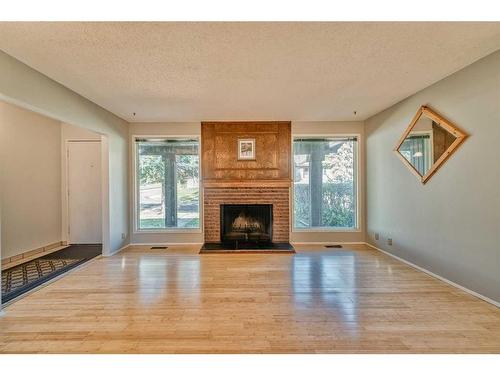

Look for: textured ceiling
[1,22,500,122]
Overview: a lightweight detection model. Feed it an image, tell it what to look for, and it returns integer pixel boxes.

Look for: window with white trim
[293,137,358,230]
[135,138,200,230]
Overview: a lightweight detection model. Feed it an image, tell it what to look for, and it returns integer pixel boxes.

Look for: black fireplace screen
[220,204,273,244]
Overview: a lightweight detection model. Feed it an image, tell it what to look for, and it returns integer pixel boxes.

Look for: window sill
[134,228,203,235]
[292,227,361,233]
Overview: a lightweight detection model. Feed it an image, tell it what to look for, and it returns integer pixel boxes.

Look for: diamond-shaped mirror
[394,106,468,184]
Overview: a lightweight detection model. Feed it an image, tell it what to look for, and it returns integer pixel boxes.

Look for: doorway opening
[1,118,107,305]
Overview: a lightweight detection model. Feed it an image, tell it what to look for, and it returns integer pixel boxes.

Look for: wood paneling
[203,180,291,188]
[202,122,291,187]
[1,244,499,353]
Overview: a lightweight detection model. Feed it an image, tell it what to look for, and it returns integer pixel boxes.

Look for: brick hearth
[203,187,290,243]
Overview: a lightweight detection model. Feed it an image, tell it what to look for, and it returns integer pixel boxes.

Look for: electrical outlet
[375,232,379,240]
[121,233,126,240]
[387,238,393,246]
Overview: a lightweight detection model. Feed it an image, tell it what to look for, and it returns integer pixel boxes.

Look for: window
[135,138,200,230]
[293,137,358,230]
[398,132,432,176]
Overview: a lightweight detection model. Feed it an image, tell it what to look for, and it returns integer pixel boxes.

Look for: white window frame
[291,134,361,233]
[132,135,202,234]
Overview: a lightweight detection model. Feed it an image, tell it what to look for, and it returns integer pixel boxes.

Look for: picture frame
[238,138,256,160]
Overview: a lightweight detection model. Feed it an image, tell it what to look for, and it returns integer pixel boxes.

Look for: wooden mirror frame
[394,105,468,184]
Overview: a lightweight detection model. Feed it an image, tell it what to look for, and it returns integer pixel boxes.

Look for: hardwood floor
[0,244,499,353]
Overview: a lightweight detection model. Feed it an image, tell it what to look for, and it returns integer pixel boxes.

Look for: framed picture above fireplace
[238,138,256,160]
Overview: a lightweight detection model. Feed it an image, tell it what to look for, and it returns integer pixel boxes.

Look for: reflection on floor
[0,244,499,353]
[1,244,101,303]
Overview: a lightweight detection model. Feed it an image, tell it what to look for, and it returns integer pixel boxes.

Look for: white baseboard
[0,309,5,317]
[106,244,130,257]
[365,242,500,308]
[291,241,366,246]
[129,242,204,246]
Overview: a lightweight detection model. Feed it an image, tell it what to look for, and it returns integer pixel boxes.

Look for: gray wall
[365,50,500,303]
[0,50,129,256]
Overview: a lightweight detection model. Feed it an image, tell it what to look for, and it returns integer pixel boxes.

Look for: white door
[68,141,102,244]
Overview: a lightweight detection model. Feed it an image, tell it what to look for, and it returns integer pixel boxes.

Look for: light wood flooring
[0,244,499,353]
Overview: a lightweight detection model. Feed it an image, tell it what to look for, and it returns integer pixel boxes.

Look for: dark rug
[200,242,295,254]
[1,244,101,303]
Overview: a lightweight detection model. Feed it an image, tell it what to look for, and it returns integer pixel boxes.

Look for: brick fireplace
[201,122,292,247]
[203,186,290,243]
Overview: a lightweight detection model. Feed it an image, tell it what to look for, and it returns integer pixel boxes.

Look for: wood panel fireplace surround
[200,122,294,252]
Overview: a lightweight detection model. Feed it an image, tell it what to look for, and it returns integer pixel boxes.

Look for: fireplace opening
[220,204,272,248]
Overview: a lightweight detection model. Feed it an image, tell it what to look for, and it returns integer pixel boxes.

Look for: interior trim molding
[1,241,66,269]
[291,241,366,246]
[203,180,291,188]
[130,242,204,246]
[365,242,500,308]
[106,244,130,257]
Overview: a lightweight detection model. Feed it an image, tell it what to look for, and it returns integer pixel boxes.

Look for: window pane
[138,154,165,229]
[176,154,200,228]
[137,139,200,229]
[293,138,357,229]
[293,152,311,228]
[399,134,432,176]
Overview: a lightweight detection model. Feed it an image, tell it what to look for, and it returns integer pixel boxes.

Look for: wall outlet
[375,232,379,240]
[121,233,126,240]
[387,238,393,246]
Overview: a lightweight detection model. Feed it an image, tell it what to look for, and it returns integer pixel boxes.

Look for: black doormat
[200,242,295,254]
[1,244,101,304]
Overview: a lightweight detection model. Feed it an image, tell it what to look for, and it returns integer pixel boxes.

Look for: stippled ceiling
[1,22,500,122]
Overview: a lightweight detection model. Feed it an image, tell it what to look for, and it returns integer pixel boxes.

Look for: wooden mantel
[203,179,291,188]
[201,121,292,187]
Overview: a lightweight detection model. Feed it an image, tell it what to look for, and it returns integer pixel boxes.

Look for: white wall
[0,101,62,259]
[129,122,203,244]
[0,50,129,256]
[365,50,500,303]
[291,121,366,243]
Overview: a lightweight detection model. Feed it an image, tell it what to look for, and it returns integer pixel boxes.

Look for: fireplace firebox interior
[220,204,272,247]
